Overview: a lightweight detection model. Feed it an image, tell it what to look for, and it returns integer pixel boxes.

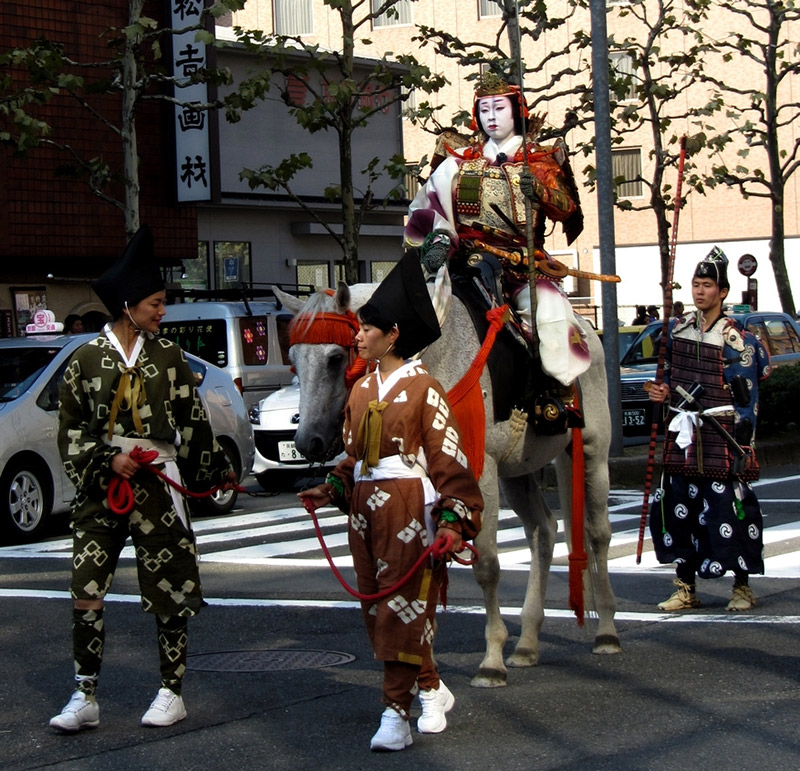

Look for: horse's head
[274,283,361,463]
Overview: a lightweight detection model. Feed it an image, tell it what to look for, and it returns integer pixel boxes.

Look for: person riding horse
[404,72,589,430]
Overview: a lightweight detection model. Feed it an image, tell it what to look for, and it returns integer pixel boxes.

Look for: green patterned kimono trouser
[69,473,204,695]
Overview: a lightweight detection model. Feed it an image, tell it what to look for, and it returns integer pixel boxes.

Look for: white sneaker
[417,680,454,734]
[49,691,100,733]
[141,688,187,727]
[370,707,413,751]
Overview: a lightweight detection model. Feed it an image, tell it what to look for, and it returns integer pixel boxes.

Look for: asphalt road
[2,471,800,770]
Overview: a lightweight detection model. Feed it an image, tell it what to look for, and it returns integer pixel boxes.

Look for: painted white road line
[1,588,798,624]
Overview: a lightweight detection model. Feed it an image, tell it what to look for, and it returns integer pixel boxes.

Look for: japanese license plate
[622,408,646,427]
[278,440,305,462]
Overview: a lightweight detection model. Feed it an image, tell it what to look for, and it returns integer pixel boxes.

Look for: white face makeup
[478,95,516,143]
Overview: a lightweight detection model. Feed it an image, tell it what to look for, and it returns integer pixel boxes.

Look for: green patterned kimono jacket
[57,330,231,616]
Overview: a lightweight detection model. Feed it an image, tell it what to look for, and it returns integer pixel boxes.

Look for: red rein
[107,446,244,515]
[289,301,481,601]
[302,497,477,604]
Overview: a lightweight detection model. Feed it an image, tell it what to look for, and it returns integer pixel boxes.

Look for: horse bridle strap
[289,311,359,346]
[289,310,367,388]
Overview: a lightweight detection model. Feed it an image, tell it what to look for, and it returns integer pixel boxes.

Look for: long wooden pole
[511,0,540,354]
[636,135,687,563]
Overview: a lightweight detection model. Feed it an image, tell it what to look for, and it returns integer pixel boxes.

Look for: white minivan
[160,300,296,413]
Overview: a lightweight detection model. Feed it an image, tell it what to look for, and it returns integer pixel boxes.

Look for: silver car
[0,333,254,544]
[250,379,344,490]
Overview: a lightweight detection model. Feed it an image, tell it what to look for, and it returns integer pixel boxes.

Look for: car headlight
[248,406,261,425]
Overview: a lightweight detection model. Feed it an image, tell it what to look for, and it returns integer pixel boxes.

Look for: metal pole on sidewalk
[589,0,623,456]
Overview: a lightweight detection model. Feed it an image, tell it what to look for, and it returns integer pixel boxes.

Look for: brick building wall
[1,0,197,282]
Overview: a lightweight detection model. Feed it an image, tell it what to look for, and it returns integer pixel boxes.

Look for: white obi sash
[354,455,438,545]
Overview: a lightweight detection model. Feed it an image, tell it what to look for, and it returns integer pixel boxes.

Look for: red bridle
[289,308,369,389]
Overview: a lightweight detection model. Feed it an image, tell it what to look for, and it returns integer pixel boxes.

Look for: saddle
[449,252,583,435]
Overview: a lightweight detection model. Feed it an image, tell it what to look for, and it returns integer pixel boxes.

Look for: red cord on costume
[301,498,478,603]
[107,445,245,515]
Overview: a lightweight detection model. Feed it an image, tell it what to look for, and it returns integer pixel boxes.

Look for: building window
[179,242,209,292]
[400,84,416,119]
[296,262,331,290]
[214,242,251,288]
[479,0,503,18]
[610,51,637,102]
[275,0,313,36]
[372,0,412,28]
[371,262,397,282]
[404,163,420,200]
[612,148,643,199]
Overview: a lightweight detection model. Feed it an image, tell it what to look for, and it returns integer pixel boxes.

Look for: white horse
[274,283,621,688]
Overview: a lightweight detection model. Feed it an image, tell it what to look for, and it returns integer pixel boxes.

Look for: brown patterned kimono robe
[329,362,482,665]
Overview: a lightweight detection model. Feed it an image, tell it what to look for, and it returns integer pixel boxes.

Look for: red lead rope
[107,448,480,602]
[107,445,246,515]
[301,498,479,603]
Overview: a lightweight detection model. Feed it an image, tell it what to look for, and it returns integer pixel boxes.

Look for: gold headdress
[471,71,530,132]
[475,72,517,98]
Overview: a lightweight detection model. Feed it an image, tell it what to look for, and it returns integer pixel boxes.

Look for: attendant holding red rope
[299,252,483,753]
[50,225,235,734]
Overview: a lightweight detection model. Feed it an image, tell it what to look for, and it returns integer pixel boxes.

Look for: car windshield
[0,347,61,401]
[620,324,663,366]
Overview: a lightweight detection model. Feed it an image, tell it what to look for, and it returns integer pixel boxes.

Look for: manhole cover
[187,649,356,672]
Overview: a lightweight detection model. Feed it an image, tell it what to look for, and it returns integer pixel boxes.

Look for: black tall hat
[93,225,166,318]
[693,245,730,290]
[361,250,441,357]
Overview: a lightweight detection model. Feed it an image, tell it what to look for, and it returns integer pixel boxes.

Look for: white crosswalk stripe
[3,482,800,577]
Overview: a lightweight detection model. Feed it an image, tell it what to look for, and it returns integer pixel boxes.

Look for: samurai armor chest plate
[455,158,527,236]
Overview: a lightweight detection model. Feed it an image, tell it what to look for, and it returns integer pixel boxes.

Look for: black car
[618,311,800,437]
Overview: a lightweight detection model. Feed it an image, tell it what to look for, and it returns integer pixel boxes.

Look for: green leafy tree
[699,0,800,315]
[412,0,592,138]
[223,0,447,284]
[415,0,722,296]
[0,0,244,239]
[577,0,719,290]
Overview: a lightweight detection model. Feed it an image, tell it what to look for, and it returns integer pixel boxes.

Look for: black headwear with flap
[359,250,441,359]
[693,246,730,290]
[93,225,166,319]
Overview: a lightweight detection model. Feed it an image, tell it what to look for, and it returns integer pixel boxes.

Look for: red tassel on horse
[569,425,587,626]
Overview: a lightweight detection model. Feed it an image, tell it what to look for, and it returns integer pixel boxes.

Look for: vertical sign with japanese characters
[171,0,211,201]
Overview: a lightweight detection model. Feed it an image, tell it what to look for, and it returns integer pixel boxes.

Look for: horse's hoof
[470,668,508,688]
[592,635,622,655]
[506,648,539,668]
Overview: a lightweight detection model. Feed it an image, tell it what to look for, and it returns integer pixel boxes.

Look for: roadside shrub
[758,364,800,436]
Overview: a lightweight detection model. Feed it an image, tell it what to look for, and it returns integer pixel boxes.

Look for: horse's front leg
[582,434,621,654]
[500,474,556,668]
[469,460,509,688]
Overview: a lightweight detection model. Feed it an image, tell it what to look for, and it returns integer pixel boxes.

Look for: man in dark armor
[647,248,770,612]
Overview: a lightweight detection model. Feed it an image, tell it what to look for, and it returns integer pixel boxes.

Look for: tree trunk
[340,125,359,285]
[765,13,795,314]
[121,0,143,240]
[339,1,359,284]
[770,186,793,314]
